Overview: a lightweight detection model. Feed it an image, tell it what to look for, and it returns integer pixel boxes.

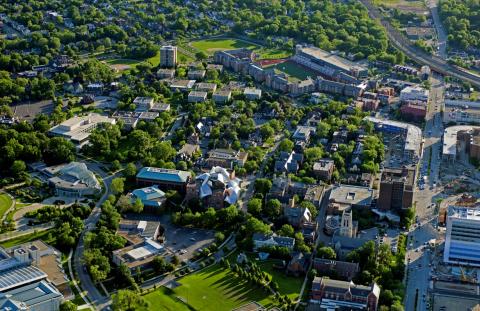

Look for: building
[292,126,316,143]
[400,101,427,121]
[188,91,208,103]
[312,159,335,181]
[292,45,368,79]
[400,85,429,103]
[48,113,116,146]
[160,45,177,68]
[6,240,71,299]
[133,97,155,112]
[284,206,312,228]
[195,82,217,93]
[443,99,480,124]
[364,117,423,162]
[186,166,242,209]
[213,90,232,104]
[213,48,255,73]
[151,103,171,112]
[310,277,380,311]
[45,162,100,198]
[252,233,295,251]
[205,149,248,169]
[313,259,360,281]
[0,280,63,311]
[177,143,200,161]
[169,80,196,92]
[157,68,175,79]
[327,185,373,215]
[378,166,415,211]
[112,238,165,272]
[136,167,191,192]
[339,210,357,238]
[275,151,304,174]
[129,185,166,211]
[287,252,309,276]
[443,206,480,267]
[244,88,262,100]
[188,69,206,80]
[117,220,161,245]
[442,126,480,162]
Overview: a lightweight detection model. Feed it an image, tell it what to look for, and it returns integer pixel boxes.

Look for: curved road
[73,164,119,310]
[358,0,480,89]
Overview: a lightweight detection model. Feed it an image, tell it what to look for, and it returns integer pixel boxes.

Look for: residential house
[284,206,312,228]
[274,151,304,174]
[213,90,232,104]
[133,97,155,112]
[244,88,262,100]
[287,253,309,276]
[188,69,206,80]
[157,68,175,79]
[195,82,217,93]
[312,159,335,181]
[188,91,208,103]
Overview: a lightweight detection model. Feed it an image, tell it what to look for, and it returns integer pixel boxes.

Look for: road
[404,74,445,311]
[358,0,480,89]
[427,0,448,59]
[73,163,120,310]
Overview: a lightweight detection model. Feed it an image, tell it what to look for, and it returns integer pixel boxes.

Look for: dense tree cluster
[439,0,480,49]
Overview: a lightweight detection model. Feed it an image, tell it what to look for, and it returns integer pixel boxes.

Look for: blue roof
[136,167,191,183]
[132,185,165,201]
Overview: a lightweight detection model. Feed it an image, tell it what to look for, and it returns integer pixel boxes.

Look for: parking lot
[159,215,215,262]
[13,100,56,121]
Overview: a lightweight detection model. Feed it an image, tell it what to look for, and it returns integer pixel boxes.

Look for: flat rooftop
[448,206,480,221]
[329,184,373,207]
[298,46,366,72]
[443,126,480,156]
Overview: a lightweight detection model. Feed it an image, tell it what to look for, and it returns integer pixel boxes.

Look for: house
[188,91,208,103]
[287,252,309,276]
[129,185,166,211]
[313,258,360,281]
[188,69,206,80]
[205,149,248,169]
[151,103,171,112]
[292,126,316,143]
[252,233,295,251]
[157,68,175,79]
[206,64,224,72]
[312,159,335,181]
[170,80,196,92]
[301,222,318,243]
[310,277,380,311]
[274,151,304,174]
[45,162,101,198]
[195,82,217,93]
[213,90,232,104]
[304,185,325,208]
[133,97,155,112]
[136,167,191,192]
[284,206,312,228]
[86,82,104,95]
[244,88,262,100]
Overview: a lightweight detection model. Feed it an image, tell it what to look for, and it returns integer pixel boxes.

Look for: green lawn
[143,287,191,311]
[257,260,303,301]
[0,229,55,248]
[190,37,291,60]
[145,263,277,311]
[268,60,317,80]
[105,58,143,65]
[0,194,13,219]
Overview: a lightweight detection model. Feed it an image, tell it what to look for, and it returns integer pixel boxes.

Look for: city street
[427,0,448,59]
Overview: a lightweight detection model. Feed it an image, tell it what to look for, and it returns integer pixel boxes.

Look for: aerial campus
[1,1,480,311]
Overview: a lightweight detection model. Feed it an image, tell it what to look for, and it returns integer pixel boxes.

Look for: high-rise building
[160,45,177,68]
[444,206,480,267]
[378,166,415,211]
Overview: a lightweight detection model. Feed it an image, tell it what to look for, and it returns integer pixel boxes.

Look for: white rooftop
[443,125,480,157]
[448,206,480,221]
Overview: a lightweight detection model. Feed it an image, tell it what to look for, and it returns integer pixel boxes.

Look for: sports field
[144,263,276,311]
[267,60,318,81]
[0,194,12,220]
[190,37,291,59]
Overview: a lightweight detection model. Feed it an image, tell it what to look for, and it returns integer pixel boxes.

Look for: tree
[260,124,275,139]
[11,160,26,177]
[111,177,125,195]
[124,162,137,178]
[278,224,295,237]
[215,232,225,243]
[247,198,263,215]
[60,301,77,311]
[112,160,122,171]
[265,199,281,217]
[43,137,75,165]
[195,51,208,60]
[317,246,336,259]
[254,178,272,194]
[278,138,294,152]
[245,217,271,235]
[111,290,149,311]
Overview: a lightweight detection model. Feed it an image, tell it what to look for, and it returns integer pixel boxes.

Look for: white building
[45,162,101,198]
[443,99,480,124]
[160,45,177,68]
[48,113,116,146]
[244,88,262,100]
[400,85,429,103]
[188,91,208,103]
[444,206,480,267]
[133,97,155,112]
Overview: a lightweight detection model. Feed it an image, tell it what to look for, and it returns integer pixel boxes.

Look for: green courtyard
[267,60,318,81]
[0,194,13,220]
[190,37,291,59]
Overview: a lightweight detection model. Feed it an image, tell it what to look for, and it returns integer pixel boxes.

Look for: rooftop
[297,46,366,72]
[0,280,62,309]
[136,167,191,183]
[443,125,480,157]
[448,206,480,221]
[329,184,373,207]
[49,113,116,144]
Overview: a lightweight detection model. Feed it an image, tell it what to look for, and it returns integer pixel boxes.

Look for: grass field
[190,37,291,60]
[267,60,317,81]
[257,260,303,301]
[144,263,277,311]
[143,287,191,311]
[0,194,13,220]
[0,229,55,248]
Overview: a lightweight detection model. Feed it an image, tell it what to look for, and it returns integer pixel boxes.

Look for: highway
[358,0,480,89]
